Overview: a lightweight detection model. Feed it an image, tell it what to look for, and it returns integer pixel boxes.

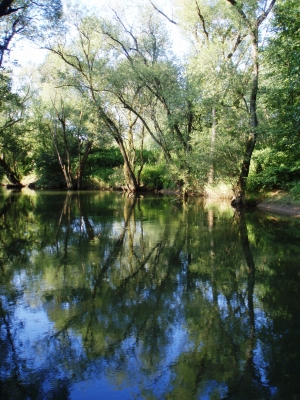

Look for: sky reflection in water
[0,189,300,399]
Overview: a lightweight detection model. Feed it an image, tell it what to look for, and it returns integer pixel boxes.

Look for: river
[0,188,300,399]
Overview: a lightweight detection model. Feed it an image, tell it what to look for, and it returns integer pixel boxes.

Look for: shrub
[141,165,166,191]
[290,181,300,199]
[247,148,300,192]
[34,152,65,188]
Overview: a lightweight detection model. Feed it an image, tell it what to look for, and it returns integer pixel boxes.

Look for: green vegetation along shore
[0,0,299,206]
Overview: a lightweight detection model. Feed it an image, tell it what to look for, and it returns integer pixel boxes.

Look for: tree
[0,0,63,186]
[0,0,63,67]
[153,0,276,201]
[249,0,300,192]
[100,4,200,191]
[224,0,276,204]
[0,72,31,185]
[179,0,249,186]
[30,58,98,189]
[47,94,92,189]
[45,10,144,191]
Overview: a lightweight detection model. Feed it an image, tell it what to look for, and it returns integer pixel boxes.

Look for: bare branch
[102,29,132,61]
[109,9,149,63]
[195,0,209,41]
[226,0,276,28]
[257,0,276,26]
[0,0,24,18]
[149,1,177,25]
[225,0,250,29]
[227,33,246,59]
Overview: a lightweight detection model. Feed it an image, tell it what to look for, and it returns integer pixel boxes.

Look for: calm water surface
[0,188,300,400]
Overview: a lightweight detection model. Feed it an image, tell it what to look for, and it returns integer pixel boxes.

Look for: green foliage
[140,164,165,191]
[34,151,65,188]
[247,148,300,192]
[89,169,115,190]
[289,182,300,200]
[84,148,160,189]
[255,0,300,195]
[140,162,180,191]
[108,166,126,189]
[84,148,124,189]
[86,148,123,172]
[0,0,63,68]
[0,73,33,184]
[0,165,4,182]
[204,182,233,199]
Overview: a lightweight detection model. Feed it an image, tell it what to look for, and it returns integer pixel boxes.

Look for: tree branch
[257,0,276,26]
[149,1,177,25]
[0,0,23,18]
[195,0,209,41]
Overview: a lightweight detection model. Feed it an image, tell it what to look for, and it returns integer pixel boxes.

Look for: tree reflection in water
[0,189,300,399]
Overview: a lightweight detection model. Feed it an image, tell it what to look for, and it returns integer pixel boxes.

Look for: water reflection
[0,188,300,399]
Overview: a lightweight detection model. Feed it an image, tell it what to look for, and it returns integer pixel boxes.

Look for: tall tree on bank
[175,0,249,186]
[96,4,196,191]
[153,0,276,201]
[47,94,93,190]
[225,0,276,204]
[253,0,300,191]
[45,10,143,191]
[47,6,191,192]
[0,0,63,185]
[0,72,31,186]
[31,53,99,190]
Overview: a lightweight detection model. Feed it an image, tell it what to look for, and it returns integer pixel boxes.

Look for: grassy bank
[255,190,300,217]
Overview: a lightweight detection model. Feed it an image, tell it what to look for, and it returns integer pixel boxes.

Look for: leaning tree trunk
[207,107,217,185]
[234,31,259,205]
[0,155,23,187]
[115,136,139,192]
[51,126,75,190]
[76,140,92,190]
[54,145,74,189]
[226,0,276,205]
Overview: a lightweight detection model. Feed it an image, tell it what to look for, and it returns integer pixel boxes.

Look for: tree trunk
[115,137,139,191]
[76,140,92,190]
[207,107,216,184]
[234,32,259,205]
[56,154,74,189]
[225,0,276,206]
[0,155,23,187]
[51,127,75,190]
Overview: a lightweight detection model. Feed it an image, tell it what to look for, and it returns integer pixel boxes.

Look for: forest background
[0,0,299,205]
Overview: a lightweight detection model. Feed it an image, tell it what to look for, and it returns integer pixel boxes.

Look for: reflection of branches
[0,303,19,374]
[236,209,255,332]
[77,194,95,241]
[47,196,184,381]
[55,192,72,246]
[229,210,271,398]
[91,197,137,299]
[124,240,164,283]
[54,193,96,265]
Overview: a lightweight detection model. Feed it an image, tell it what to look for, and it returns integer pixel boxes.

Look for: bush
[141,165,166,191]
[34,152,65,188]
[86,148,123,172]
[247,148,300,192]
[290,181,300,199]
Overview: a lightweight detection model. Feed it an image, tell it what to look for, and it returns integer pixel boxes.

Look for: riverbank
[256,190,300,217]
